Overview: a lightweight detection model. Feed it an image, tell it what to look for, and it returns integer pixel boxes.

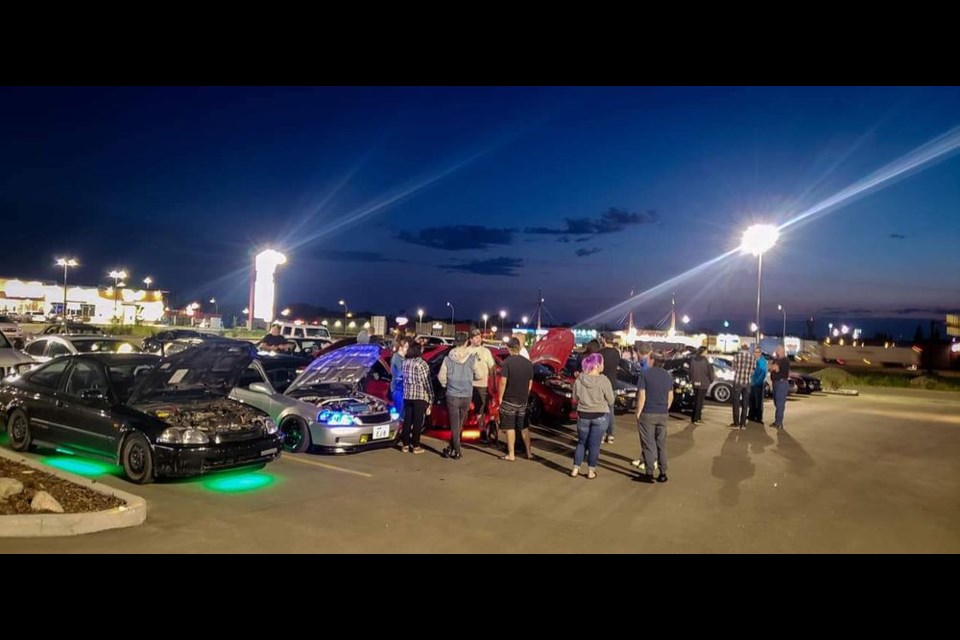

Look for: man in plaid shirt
[730,343,753,429]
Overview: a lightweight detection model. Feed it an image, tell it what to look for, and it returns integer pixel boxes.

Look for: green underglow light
[203,471,275,493]
[43,456,120,476]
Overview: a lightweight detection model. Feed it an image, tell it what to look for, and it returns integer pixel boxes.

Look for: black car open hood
[128,340,257,404]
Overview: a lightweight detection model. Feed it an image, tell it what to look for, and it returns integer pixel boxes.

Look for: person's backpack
[445,353,476,398]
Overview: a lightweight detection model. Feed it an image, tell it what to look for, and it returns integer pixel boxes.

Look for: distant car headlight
[615,388,627,396]
[263,418,278,435]
[158,427,183,443]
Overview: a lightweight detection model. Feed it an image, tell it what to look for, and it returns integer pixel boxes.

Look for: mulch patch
[0,457,124,515]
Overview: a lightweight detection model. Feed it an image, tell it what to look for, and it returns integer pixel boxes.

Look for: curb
[0,448,146,537]
[820,388,860,396]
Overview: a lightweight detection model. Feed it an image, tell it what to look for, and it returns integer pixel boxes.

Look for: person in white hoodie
[438,337,477,459]
[570,352,615,479]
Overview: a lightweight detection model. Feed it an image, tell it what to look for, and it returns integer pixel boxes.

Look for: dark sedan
[1,343,283,484]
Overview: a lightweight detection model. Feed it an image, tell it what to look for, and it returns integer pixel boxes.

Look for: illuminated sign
[253,250,286,323]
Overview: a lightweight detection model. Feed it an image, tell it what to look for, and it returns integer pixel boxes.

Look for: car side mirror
[248,382,272,395]
[81,389,107,401]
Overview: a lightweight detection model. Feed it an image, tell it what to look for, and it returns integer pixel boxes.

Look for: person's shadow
[771,428,815,477]
[711,430,755,506]
[666,421,697,461]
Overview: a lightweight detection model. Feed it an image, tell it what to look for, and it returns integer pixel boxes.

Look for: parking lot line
[283,454,373,478]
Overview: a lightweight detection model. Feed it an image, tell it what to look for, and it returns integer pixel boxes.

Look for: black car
[669,367,696,413]
[1,342,283,484]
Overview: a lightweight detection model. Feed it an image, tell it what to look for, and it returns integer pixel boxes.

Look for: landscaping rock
[30,490,65,513]
[0,478,25,499]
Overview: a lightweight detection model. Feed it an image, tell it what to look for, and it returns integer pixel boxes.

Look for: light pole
[338,299,348,330]
[108,269,127,323]
[521,315,529,327]
[777,304,786,345]
[281,307,291,317]
[499,309,507,331]
[55,258,78,322]
[482,313,489,337]
[740,224,779,345]
[417,308,424,333]
[446,301,455,326]
[210,298,218,315]
[143,276,153,290]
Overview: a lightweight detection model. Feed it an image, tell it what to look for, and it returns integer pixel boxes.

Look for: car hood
[129,341,257,404]
[529,329,575,370]
[286,343,382,393]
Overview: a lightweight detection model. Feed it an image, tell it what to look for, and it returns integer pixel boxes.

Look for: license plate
[373,425,389,440]
[260,448,278,456]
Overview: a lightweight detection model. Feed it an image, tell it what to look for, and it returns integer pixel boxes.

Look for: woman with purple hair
[570,352,615,479]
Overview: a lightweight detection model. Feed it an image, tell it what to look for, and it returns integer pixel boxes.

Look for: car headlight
[263,418,278,435]
[615,388,626,396]
[159,427,210,444]
[318,410,358,426]
[389,407,400,421]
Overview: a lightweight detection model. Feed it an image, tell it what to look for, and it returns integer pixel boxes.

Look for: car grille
[356,413,391,425]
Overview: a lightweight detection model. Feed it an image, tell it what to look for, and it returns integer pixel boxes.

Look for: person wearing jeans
[571,353,615,479]
[730,343,753,429]
[401,342,433,453]
[769,345,791,429]
[634,351,674,484]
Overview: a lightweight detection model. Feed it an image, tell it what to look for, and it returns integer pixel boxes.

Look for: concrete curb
[0,448,146,537]
[820,388,860,396]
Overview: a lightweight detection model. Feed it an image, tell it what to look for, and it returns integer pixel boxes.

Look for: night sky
[2,86,958,334]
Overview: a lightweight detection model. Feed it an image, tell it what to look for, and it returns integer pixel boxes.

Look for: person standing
[748,346,768,423]
[400,342,433,454]
[438,337,476,460]
[390,337,409,420]
[730,343,753,429]
[688,346,714,424]
[769,345,790,429]
[570,353,614,479]
[599,332,621,443]
[465,328,497,427]
[497,337,534,461]
[634,351,674,483]
[258,325,292,353]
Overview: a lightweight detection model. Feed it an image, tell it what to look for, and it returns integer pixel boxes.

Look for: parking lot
[3,388,959,553]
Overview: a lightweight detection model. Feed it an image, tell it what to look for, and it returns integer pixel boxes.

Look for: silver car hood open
[287,343,381,392]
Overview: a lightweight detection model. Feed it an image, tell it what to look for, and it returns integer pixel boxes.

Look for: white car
[0,315,23,342]
[275,321,332,341]
[0,330,36,378]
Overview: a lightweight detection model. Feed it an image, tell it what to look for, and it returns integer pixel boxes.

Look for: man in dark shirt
[498,337,535,460]
[259,325,291,352]
[634,351,674,484]
[769,345,791,429]
[599,332,621,443]
[688,346,714,424]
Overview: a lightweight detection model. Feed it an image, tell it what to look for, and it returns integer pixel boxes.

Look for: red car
[526,329,578,424]
[422,345,505,444]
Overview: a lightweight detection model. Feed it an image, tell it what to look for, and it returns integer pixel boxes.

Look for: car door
[229,362,281,418]
[20,358,71,444]
[54,359,118,456]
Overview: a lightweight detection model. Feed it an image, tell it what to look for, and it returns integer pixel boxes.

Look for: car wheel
[527,395,543,425]
[121,432,155,485]
[281,417,311,453]
[7,408,33,452]
[712,383,732,403]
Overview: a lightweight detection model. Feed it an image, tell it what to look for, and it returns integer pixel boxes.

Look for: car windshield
[0,315,14,323]
[74,340,143,354]
[108,360,159,403]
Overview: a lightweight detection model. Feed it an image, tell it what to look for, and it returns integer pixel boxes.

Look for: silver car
[231,345,400,453]
[0,331,36,378]
[0,315,23,343]
[22,335,144,363]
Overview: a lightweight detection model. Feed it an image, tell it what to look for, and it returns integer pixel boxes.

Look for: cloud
[889,233,907,239]
[556,236,571,243]
[525,207,659,236]
[441,257,523,276]
[397,225,514,250]
[575,247,602,257]
[575,237,590,242]
[316,250,404,263]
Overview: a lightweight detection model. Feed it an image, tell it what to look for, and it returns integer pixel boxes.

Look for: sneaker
[728,423,739,428]
[602,435,609,443]
[656,473,669,483]
[451,449,463,460]
[441,446,451,458]
[412,447,425,454]
[631,460,658,471]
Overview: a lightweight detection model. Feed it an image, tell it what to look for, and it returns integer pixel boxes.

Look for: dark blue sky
[2,86,958,332]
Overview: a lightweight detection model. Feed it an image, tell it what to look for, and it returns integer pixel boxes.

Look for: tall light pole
[445,301,455,327]
[143,276,153,290]
[210,298,219,315]
[499,309,507,331]
[55,258,78,322]
[521,315,529,327]
[338,299,348,329]
[777,304,786,345]
[417,308,424,333]
[108,269,127,323]
[482,313,488,336]
[740,224,779,345]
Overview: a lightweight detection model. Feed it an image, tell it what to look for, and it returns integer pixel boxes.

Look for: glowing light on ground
[43,456,120,476]
[203,471,275,493]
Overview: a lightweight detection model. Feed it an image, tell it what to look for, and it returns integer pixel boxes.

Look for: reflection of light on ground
[576,126,960,328]
[42,456,121,476]
[852,409,960,425]
[203,471,276,493]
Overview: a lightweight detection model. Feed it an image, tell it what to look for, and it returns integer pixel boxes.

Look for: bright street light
[750,322,759,333]
[55,258,78,323]
[281,308,291,317]
[417,308,424,331]
[482,313,488,335]
[338,299,349,329]
[108,269,128,323]
[446,301,455,325]
[521,315,529,325]
[681,314,690,324]
[143,276,153,289]
[741,224,779,345]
